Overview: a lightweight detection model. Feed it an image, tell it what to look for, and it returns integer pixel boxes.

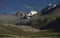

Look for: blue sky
[0,0,60,14]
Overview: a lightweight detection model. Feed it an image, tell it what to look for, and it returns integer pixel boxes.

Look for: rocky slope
[30,3,60,32]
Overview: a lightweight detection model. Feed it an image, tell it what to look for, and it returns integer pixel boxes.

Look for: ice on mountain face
[27,17,30,19]
[48,4,53,10]
[27,10,38,19]
[27,13,32,16]
[48,4,56,10]
[48,7,51,10]
[48,4,52,6]
[52,5,56,8]
[30,10,38,15]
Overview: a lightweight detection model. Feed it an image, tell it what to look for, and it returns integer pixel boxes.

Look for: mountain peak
[41,3,60,15]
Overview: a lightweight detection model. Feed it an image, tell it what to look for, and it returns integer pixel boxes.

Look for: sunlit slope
[0,23,41,37]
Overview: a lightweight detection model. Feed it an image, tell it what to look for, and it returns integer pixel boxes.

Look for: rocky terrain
[0,3,60,38]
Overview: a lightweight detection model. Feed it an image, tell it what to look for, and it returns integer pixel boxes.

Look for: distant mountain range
[0,3,60,32]
[0,3,60,37]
